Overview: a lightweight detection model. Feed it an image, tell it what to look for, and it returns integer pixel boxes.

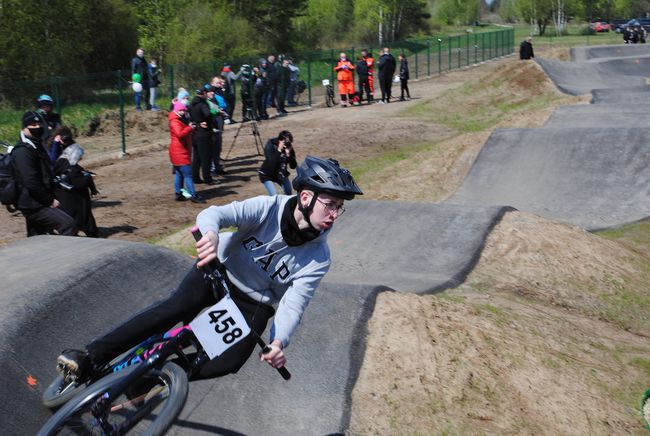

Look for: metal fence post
[457,35,461,69]
[415,47,419,79]
[446,36,450,72]
[52,77,61,114]
[427,40,431,76]
[466,33,470,67]
[482,32,485,62]
[438,39,442,75]
[117,70,126,155]
[307,59,312,107]
[330,49,335,86]
[474,33,478,64]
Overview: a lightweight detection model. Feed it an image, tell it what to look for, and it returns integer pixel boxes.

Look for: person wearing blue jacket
[56,156,362,380]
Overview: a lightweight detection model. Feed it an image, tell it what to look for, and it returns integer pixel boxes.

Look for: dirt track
[0,58,505,246]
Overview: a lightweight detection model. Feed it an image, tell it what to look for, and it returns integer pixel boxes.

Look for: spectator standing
[221,64,241,122]
[54,143,99,237]
[190,86,216,185]
[334,52,355,107]
[254,65,270,121]
[356,55,372,104]
[286,59,300,107]
[378,47,396,104]
[169,100,204,204]
[238,65,256,121]
[361,49,375,98]
[12,111,76,236]
[209,77,228,176]
[131,48,150,111]
[276,59,290,116]
[519,36,534,60]
[147,58,161,111]
[264,55,278,109]
[398,53,411,101]
[35,95,62,143]
[258,130,297,195]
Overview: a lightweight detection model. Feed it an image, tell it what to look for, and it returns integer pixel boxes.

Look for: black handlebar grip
[191,227,291,381]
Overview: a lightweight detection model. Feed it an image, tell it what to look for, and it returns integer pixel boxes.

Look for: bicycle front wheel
[38,362,188,436]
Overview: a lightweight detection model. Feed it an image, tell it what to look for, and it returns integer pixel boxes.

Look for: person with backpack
[56,156,362,383]
[11,111,76,236]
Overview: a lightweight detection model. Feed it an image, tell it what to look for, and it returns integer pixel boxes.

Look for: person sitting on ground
[334,52,355,107]
[54,143,99,237]
[45,126,75,169]
[12,111,77,236]
[258,130,297,196]
[55,156,363,382]
[169,100,204,204]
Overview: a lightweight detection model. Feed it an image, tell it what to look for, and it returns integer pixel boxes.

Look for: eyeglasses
[316,197,345,216]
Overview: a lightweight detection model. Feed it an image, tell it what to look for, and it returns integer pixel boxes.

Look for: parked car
[622,18,650,32]
[589,21,611,32]
[622,20,648,43]
[611,19,629,33]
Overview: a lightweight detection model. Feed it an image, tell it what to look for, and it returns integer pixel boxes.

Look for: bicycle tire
[38,362,188,436]
[326,91,334,107]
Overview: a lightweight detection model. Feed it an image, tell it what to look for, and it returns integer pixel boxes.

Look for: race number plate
[189,296,251,359]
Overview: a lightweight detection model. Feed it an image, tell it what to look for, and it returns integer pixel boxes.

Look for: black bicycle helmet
[292,155,363,201]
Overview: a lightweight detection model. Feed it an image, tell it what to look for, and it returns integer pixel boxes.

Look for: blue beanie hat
[176,88,190,100]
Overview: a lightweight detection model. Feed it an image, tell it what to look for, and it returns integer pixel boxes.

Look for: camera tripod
[224,106,263,159]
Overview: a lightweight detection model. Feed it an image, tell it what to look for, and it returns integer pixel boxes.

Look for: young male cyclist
[57,156,362,380]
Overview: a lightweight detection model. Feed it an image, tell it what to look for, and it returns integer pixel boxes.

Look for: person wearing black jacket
[519,37,534,60]
[398,53,411,101]
[12,111,76,236]
[264,55,278,109]
[258,130,297,195]
[54,143,99,237]
[378,47,396,103]
[356,55,372,104]
[190,86,216,185]
[131,48,150,110]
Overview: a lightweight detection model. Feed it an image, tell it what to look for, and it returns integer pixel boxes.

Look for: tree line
[1,0,647,83]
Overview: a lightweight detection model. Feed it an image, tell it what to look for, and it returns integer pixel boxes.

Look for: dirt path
[0,56,513,246]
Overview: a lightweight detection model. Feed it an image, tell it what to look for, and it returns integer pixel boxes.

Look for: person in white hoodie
[57,156,362,380]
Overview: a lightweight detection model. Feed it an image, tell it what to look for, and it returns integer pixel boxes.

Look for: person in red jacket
[334,52,355,107]
[362,49,375,98]
[169,100,205,203]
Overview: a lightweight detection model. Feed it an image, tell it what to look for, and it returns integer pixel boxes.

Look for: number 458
[208,309,243,344]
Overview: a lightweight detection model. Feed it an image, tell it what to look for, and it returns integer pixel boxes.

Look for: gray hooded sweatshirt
[196,195,331,348]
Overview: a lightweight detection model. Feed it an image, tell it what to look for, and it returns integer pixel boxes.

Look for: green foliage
[293,0,353,49]
[437,0,480,26]
[0,0,137,81]
[353,0,431,45]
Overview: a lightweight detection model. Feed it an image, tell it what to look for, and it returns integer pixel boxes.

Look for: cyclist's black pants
[86,266,275,380]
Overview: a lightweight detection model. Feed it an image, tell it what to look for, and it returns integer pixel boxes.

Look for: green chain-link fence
[0,28,514,155]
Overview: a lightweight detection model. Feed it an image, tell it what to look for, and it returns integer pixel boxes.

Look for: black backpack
[0,142,21,206]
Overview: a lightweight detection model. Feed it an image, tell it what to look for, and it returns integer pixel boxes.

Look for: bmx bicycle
[39,227,290,435]
[322,79,336,107]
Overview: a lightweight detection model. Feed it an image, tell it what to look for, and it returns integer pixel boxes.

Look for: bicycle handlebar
[191,227,291,381]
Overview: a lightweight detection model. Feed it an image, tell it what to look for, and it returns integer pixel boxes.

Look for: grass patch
[596,219,650,257]
[403,61,570,134]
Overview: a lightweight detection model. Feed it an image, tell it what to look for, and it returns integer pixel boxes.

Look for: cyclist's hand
[260,340,286,369]
[196,231,219,267]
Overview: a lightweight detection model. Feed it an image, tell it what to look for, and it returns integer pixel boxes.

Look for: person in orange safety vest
[334,52,355,107]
